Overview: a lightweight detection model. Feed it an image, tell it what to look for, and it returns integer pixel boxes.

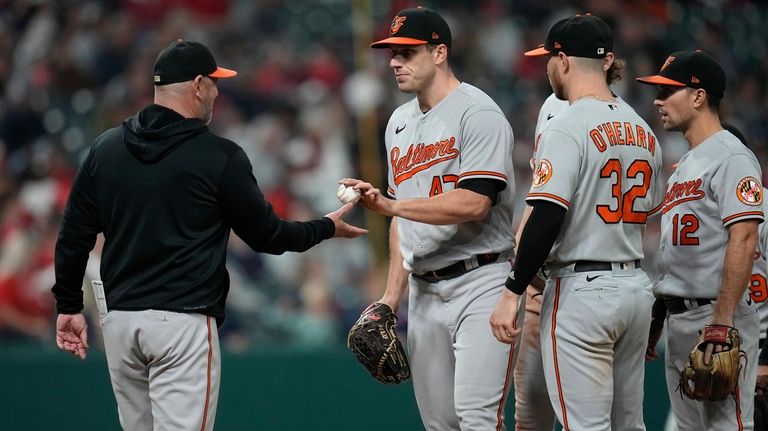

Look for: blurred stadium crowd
[1,0,767,352]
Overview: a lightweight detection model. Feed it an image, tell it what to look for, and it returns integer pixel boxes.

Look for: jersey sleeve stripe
[386,186,396,198]
[722,211,765,225]
[526,192,570,208]
[459,171,508,181]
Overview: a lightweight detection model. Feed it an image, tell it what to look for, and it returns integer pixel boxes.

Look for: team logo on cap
[390,16,406,34]
[661,56,675,71]
[736,176,762,206]
[532,159,553,188]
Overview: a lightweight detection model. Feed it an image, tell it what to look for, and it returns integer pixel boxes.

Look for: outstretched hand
[339,178,395,216]
[56,313,89,360]
[325,202,369,238]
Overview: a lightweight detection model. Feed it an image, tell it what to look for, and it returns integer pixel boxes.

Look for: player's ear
[692,88,707,109]
[603,52,614,72]
[433,44,448,66]
[192,75,205,98]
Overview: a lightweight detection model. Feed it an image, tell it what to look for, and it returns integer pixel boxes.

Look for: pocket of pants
[735,300,758,319]
[573,284,619,295]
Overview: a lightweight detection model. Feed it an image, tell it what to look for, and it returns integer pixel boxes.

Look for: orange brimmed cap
[524,14,613,58]
[636,50,725,98]
[371,7,451,49]
[153,40,237,86]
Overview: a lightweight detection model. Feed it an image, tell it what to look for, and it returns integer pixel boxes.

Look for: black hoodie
[52,104,334,324]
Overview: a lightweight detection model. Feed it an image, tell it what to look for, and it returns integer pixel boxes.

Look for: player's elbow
[464,197,492,221]
[727,219,759,249]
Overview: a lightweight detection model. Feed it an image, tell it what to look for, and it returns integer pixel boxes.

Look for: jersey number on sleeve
[671,213,700,245]
[596,159,652,224]
[749,274,768,303]
[429,175,459,196]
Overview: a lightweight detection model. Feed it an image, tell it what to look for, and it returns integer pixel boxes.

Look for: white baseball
[337,184,361,204]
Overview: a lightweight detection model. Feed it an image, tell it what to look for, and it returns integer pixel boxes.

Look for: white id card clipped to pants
[91,280,108,318]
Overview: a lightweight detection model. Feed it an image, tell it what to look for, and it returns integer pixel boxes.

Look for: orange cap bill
[635,75,686,86]
[209,67,237,79]
[524,44,550,57]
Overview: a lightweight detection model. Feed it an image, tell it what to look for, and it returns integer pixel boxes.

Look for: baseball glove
[679,324,745,401]
[347,302,410,384]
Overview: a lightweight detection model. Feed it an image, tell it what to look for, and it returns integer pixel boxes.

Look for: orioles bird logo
[391,16,406,34]
[661,56,675,72]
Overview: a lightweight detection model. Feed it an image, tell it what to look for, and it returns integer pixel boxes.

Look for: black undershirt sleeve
[458,178,506,206]
[504,200,567,294]
[219,149,334,254]
[760,332,768,366]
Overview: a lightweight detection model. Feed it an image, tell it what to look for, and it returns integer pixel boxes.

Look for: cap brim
[370,37,428,49]
[635,75,685,87]
[209,67,237,79]
[524,45,550,57]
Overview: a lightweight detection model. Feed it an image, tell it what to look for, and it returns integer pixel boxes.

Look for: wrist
[501,288,520,300]
[386,199,398,217]
[504,271,527,295]
[379,293,401,312]
[710,311,734,327]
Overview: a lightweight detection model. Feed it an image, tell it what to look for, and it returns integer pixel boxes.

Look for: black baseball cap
[636,50,725,99]
[525,14,613,58]
[370,7,451,49]
[153,40,237,86]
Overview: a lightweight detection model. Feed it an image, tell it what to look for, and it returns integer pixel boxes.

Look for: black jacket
[52,104,334,323]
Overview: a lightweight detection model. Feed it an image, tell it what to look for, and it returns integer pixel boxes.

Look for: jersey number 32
[597,159,652,224]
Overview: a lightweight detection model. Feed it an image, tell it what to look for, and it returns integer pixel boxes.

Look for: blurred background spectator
[1,0,766,352]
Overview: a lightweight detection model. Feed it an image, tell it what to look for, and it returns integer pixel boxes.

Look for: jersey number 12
[671,213,700,245]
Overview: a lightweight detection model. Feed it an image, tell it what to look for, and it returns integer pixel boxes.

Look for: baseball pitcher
[342,7,517,430]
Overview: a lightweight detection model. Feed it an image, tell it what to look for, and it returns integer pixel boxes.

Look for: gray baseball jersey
[655,130,764,298]
[528,96,662,430]
[750,189,768,341]
[386,82,516,274]
[387,82,517,430]
[528,97,665,263]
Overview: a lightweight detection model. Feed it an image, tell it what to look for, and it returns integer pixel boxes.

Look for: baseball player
[341,7,517,430]
[637,50,763,430]
[513,57,628,431]
[491,14,665,430]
